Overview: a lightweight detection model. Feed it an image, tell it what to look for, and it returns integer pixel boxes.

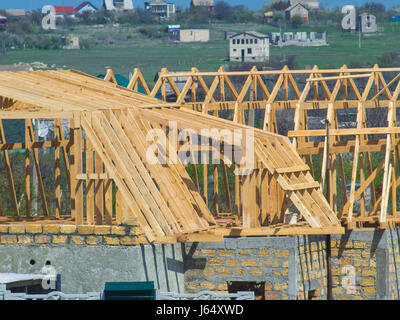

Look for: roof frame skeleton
[128,65,400,230]
[0,68,344,243]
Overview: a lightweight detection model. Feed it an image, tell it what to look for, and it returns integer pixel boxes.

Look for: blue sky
[2,0,398,11]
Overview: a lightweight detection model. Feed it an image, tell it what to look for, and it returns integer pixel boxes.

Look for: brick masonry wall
[0,224,139,246]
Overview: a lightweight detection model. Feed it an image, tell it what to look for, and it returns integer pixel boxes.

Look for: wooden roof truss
[0,68,353,243]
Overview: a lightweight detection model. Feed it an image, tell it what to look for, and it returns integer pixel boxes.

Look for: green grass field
[0,20,400,82]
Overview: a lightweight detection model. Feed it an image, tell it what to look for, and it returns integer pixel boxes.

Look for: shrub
[291,15,303,29]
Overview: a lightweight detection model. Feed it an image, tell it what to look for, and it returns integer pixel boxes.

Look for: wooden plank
[54,119,61,218]
[221,160,232,213]
[81,112,157,241]
[92,112,172,235]
[104,179,113,225]
[287,181,321,191]
[71,113,83,224]
[0,120,19,216]
[123,109,215,228]
[25,119,30,217]
[94,149,104,225]
[276,164,310,174]
[85,118,95,225]
[28,120,49,217]
[107,111,186,233]
[288,127,400,137]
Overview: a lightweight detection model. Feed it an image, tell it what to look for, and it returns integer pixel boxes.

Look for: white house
[103,0,134,11]
[145,0,176,20]
[289,0,319,11]
[75,1,98,15]
[229,31,270,63]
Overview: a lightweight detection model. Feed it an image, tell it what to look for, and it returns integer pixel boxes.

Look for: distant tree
[291,15,303,28]
[361,2,386,15]
[378,51,400,67]
[214,1,233,21]
[179,7,211,24]
[270,1,290,11]
[272,12,284,24]
[230,5,253,23]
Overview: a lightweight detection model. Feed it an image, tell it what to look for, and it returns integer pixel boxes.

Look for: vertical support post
[71,112,83,224]
[25,119,31,217]
[54,119,61,218]
[0,119,19,216]
[86,119,95,225]
[104,179,113,225]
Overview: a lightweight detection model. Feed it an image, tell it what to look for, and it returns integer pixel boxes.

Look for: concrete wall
[1,224,400,299]
[0,243,185,294]
[180,29,209,42]
[0,224,185,294]
[386,229,400,299]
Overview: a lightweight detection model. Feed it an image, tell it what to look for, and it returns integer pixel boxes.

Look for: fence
[0,285,254,300]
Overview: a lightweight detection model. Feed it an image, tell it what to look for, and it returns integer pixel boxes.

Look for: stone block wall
[296,235,328,300]
[0,224,399,300]
[388,228,400,299]
[183,237,297,300]
[330,230,386,300]
[0,224,139,246]
[183,230,400,300]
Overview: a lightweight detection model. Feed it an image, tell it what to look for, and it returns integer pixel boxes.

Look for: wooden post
[25,119,31,217]
[71,113,83,224]
[54,119,61,218]
[86,121,95,225]
[0,120,19,216]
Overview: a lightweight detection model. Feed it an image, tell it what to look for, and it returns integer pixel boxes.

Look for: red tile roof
[75,2,89,12]
[53,6,75,14]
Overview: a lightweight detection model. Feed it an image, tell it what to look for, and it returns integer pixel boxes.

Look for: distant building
[61,35,80,50]
[114,0,134,10]
[289,0,319,12]
[191,0,215,14]
[103,0,134,11]
[180,29,210,42]
[0,15,7,30]
[4,9,26,18]
[269,31,327,47]
[358,13,377,33]
[54,6,76,19]
[229,31,270,63]
[0,63,33,72]
[225,32,236,40]
[75,1,98,15]
[285,3,309,23]
[145,0,176,20]
[264,11,273,23]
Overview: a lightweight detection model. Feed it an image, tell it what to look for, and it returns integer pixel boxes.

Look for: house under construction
[0,65,399,300]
